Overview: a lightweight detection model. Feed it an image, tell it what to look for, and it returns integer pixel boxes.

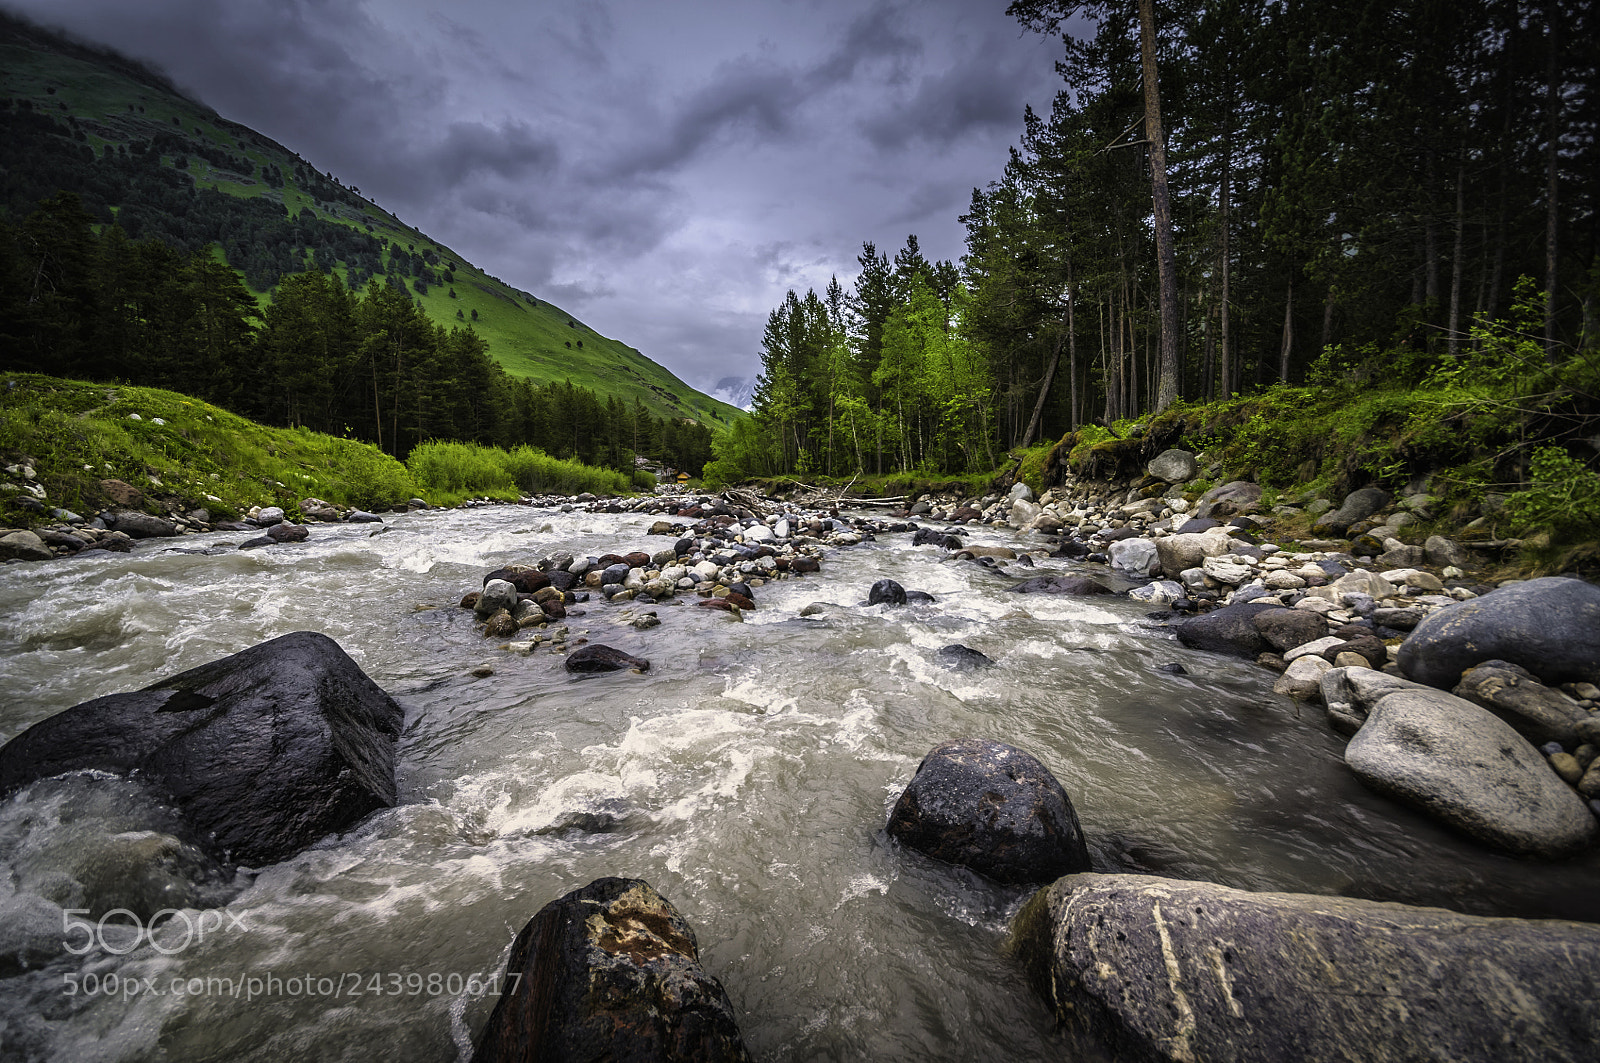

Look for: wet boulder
[0,530,52,562]
[937,644,994,671]
[266,522,309,543]
[565,645,650,673]
[0,631,403,866]
[912,528,962,549]
[1011,873,1600,1063]
[1397,577,1600,689]
[471,877,751,1063]
[887,738,1090,884]
[476,579,520,619]
[1252,608,1329,654]
[105,510,176,539]
[1345,687,1597,858]
[868,579,907,606]
[1172,602,1282,658]
[485,566,551,594]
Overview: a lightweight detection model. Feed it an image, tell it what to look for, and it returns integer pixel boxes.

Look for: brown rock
[99,479,144,507]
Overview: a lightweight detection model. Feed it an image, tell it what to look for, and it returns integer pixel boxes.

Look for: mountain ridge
[0,10,742,428]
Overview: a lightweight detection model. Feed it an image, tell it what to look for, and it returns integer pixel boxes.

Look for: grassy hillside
[0,12,743,429]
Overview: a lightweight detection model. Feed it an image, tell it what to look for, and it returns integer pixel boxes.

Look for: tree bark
[1279,274,1294,383]
[1544,3,1560,360]
[1138,0,1181,411]
[1448,161,1466,357]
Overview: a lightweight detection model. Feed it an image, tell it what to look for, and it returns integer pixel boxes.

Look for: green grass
[0,374,419,523]
[406,441,633,506]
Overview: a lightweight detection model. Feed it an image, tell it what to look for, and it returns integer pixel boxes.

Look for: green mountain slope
[0,12,742,429]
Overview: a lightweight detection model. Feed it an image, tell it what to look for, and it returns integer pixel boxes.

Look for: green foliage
[1504,447,1600,537]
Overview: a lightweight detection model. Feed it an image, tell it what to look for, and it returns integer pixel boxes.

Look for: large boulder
[1252,608,1328,653]
[887,738,1090,884]
[1344,688,1597,858]
[471,878,750,1063]
[1173,602,1282,658]
[0,631,403,866]
[1146,449,1198,483]
[0,529,52,562]
[1011,873,1600,1063]
[1397,577,1600,689]
[868,578,908,606]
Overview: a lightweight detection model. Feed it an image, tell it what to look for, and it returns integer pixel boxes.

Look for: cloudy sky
[8,0,1065,393]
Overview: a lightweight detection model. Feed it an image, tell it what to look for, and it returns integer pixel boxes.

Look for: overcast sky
[7,0,1063,393]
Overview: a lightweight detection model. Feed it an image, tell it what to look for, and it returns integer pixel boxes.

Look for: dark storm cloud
[3,0,1065,389]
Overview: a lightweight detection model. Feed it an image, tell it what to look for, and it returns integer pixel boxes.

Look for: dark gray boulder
[105,510,176,538]
[887,738,1090,884]
[1173,602,1282,658]
[1012,873,1600,1063]
[937,644,994,670]
[1250,608,1328,653]
[565,644,650,673]
[1195,481,1261,519]
[1397,577,1600,689]
[1312,486,1392,535]
[868,579,907,606]
[0,631,402,866]
[912,528,962,549]
[471,877,750,1063]
[266,522,309,543]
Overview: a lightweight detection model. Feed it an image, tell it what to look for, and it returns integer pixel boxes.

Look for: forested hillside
[0,11,742,431]
[719,0,1598,513]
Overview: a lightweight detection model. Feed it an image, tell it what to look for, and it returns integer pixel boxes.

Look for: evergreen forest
[717,0,1599,493]
[0,192,713,476]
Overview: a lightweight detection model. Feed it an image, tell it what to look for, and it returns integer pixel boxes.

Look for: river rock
[887,738,1090,884]
[868,579,908,606]
[1155,531,1227,576]
[0,631,402,866]
[1452,661,1587,746]
[913,528,962,549]
[1344,688,1598,857]
[937,644,994,670]
[254,506,286,526]
[266,522,309,543]
[1274,655,1332,699]
[1195,481,1260,519]
[346,510,383,523]
[1146,449,1198,483]
[0,529,52,562]
[484,610,520,638]
[1251,608,1328,653]
[106,510,176,538]
[470,877,750,1063]
[1322,634,1387,669]
[1173,602,1281,658]
[1128,580,1183,606]
[1108,538,1159,577]
[485,567,551,594]
[1397,577,1600,689]
[1008,575,1111,595]
[1313,486,1391,535]
[1425,534,1469,568]
[299,498,341,522]
[476,579,520,619]
[565,645,650,673]
[1011,872,1600,1063]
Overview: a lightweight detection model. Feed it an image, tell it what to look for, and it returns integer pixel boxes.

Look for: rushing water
[1,503,1596,1062]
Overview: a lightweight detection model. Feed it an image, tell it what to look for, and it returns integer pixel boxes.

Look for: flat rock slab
[1397,576,1600,689]
[0,631,402,866]
[471,877,750,1063]
[1345,688,1597,858]
[1012,873,1600,1063]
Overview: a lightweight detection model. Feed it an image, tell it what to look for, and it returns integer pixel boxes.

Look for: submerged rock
[564,644,650,673]
[1008,575,1111,596]
[937,644,994,671]
[887,738,1090,884]
[0,631,403,866]
[868,579,907,606]
[471,877,751,1063]
[1012,873,1600,1063]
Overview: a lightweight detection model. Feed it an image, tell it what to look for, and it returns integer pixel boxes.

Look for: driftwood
[723,478,907,513]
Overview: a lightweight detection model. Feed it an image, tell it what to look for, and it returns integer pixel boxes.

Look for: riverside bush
[405,441,630,504]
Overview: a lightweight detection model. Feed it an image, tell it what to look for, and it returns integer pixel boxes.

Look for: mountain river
[1,502,1596,1061]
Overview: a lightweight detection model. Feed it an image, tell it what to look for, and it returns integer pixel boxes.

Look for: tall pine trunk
[1138,0,1181,411]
